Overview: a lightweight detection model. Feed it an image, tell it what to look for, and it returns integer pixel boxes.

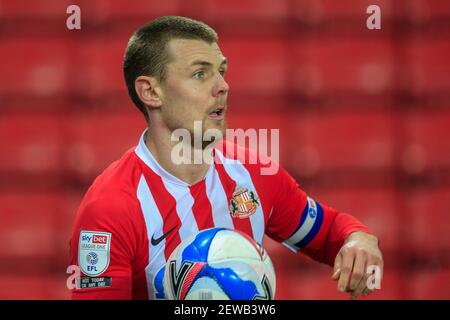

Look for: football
[163,227,276,300]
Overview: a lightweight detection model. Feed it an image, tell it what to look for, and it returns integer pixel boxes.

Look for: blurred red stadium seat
[407,187,450,256]
[0,189,81,270]
[310,185,402,256]
[0,114,66,175]
[276,267,404,299]
[405,38,450,95]
[80,0,180,22]
[0,0,73,20]
[227,108,289,130]
[408,268,450,299]
[0,0,180,21]
[74,39,128,98]
[0,192,60,260]
[406,0,450,23]
[0,274,70,299]
[0,39,72,97]
[291,38,395,96]
[402,110,450,173]
[54,191,84,265]
[201,0,288,21]
[65,112,145,178]
[292,0,398,25]
[285,111,397,174]
[220,38,287,95]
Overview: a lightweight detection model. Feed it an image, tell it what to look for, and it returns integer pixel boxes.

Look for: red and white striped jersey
[69,130,371,299]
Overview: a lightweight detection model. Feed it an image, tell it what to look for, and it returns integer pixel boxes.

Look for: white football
[163,227,276,300]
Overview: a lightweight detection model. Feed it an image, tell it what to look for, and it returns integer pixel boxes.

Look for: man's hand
[331,231,384,299]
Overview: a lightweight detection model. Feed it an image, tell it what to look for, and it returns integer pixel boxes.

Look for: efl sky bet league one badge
[78,231,111,276]
[229,185,260,219]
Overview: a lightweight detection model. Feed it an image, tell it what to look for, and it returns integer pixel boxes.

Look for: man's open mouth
[208,106,225,119]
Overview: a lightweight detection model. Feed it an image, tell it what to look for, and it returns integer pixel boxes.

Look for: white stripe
[136,174,166,299]
[215,150,265,244]
[162,180,199,242]
[283,197,317,251]
[205,167,234,229]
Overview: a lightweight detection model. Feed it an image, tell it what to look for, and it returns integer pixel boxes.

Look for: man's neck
[144,127,213,186]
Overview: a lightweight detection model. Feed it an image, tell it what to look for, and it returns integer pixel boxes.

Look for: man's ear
[135,75,163,109]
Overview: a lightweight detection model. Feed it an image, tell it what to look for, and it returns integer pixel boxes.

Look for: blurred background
[1,0,449,299]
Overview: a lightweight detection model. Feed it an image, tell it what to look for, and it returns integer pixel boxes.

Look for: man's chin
[205,117,226,132]
[199,121,226,149]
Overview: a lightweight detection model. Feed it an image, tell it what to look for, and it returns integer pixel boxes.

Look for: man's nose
[213,73,229,97]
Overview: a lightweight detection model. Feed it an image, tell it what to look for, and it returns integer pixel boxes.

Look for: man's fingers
[337,251,355,292]
[349,252,366,291]
[363,287,373,296]
[332,254,342,280]
[347,252,368,299]
[332,269,341,280]
[351,273,368,299]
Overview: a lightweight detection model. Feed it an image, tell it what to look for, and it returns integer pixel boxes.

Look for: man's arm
[265,165,383,299]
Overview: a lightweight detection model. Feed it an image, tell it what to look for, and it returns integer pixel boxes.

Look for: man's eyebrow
[190,58,228,67]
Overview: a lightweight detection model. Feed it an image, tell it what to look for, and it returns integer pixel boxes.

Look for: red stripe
[214,152,254,238]
[180,262,206,300]
[189,181,215,230]
[141,166,182,260]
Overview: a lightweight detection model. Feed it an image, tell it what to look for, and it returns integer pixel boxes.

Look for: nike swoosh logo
[151,226,177,246]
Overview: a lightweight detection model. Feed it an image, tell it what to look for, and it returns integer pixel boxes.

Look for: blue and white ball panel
[153,265,166,299]
[167,227,223,276]
[282,196,324,252]
[186,263,262,300]
[181,227,226,263]
[208,260,262,283]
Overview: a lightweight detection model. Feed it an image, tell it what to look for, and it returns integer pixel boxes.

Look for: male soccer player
[69,16,383,300]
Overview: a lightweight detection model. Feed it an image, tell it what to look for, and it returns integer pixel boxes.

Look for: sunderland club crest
[229,186,260,219]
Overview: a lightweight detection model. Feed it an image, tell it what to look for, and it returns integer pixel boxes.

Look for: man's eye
[219,69,226,76]
[193,71,205,79]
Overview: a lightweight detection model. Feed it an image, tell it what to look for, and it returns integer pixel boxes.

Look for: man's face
[158,38,229,143]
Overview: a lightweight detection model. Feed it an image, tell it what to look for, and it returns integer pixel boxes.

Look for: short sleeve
[69,192,144,299]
